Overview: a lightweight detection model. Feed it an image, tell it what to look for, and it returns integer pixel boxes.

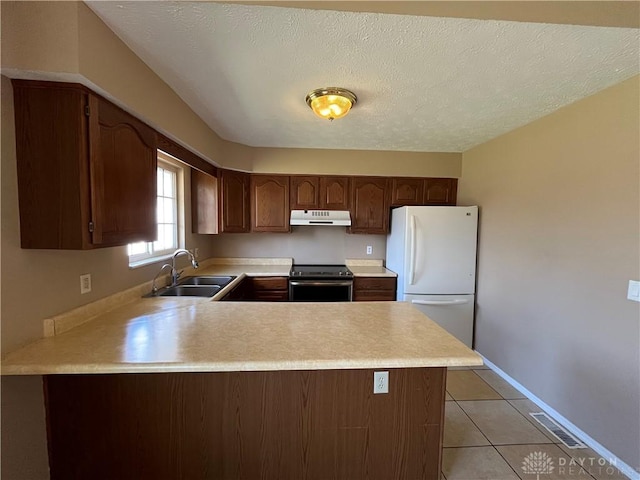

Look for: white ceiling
[86,2,639,153]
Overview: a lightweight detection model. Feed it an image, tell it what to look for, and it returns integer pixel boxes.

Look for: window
[128,154,184,266]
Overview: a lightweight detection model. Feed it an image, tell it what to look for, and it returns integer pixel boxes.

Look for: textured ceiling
[86,2,639,152]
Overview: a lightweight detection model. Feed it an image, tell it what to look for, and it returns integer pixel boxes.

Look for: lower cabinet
[220,277,250,301]
[353,277,397,301]
[248,276,289,301]
[221,276,289,301]
[44,368,445,480]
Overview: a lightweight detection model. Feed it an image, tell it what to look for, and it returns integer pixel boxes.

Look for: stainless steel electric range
[289,264,354,302]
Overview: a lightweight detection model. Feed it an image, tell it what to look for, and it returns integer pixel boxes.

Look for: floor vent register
[530,412,587,449]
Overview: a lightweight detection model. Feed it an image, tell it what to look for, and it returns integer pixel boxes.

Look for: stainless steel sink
[158,285,221,297]
[144,276,236,298]
[179,276,235,287]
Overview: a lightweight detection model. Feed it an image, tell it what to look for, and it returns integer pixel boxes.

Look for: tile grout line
[450,397,492,446]
[446,369,554,480]
[447,367,600,480]
[505,398,562,445]
[455,369,558,444]
[491,443,527,480]
[479,355,639,480]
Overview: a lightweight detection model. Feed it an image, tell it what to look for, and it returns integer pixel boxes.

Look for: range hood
[290,210,351,227]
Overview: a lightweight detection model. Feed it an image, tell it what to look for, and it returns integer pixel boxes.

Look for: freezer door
[404,206,477,295]
[405,294,475,348]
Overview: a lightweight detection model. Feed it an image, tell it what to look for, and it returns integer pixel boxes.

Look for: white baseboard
[479,354,639,480]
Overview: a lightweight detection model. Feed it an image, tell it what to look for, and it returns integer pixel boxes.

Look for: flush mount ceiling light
[305,87,357,121]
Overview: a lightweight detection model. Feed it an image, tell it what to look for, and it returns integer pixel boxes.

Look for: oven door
[289,280,353,302]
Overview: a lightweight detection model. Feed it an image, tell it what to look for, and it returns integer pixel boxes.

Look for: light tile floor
[442,367,629,480]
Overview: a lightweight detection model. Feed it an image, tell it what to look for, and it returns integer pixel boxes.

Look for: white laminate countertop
[2,258,476,376]
[1,301,481,375]
[345,259,397,277]
[184,261,396,278]
[349,266,397,277]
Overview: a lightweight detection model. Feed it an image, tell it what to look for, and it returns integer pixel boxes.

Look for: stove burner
[290,264,353,279]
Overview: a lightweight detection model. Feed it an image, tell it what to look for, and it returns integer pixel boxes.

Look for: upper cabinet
[290,176,319,210]
[219,169,250,233]
[350,177,390,234]
[13,80,157,249]
[191,169,218,234]
[290,175,350,210]
[424,178,457,205]
[390,178,424,206]
[320,176,350,210]
[392,177,458,206]
[251,175,290,232]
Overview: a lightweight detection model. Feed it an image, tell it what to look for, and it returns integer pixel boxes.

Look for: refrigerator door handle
[409,215,417,285]
[411,299,469,306]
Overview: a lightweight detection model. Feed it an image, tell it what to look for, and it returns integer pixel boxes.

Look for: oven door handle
[289,281,353,287]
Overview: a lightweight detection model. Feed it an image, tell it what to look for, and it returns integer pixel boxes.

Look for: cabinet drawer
[353,291,397,301]
[249,276,289,291]
[353,277,397,291]
[353,277,397,302]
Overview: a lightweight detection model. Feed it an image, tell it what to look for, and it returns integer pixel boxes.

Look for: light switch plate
[627,280,640,302]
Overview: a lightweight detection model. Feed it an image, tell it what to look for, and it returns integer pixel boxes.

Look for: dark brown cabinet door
[219,169,250,233]
[350,177,390,234]
[290,176,350,210]
[391,178,424,206]
[44,368,444,480]
[320,176,350,209]
[353,276,397,301]
[290,176,319,210]
[424,178,458,205]
[251,175,290,232]
[191,169,218,234]
[12,80,156,249]
[89,95,157,246]
[247,277,289,301]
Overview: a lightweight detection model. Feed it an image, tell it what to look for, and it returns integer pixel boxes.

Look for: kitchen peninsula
[2,262,481,480]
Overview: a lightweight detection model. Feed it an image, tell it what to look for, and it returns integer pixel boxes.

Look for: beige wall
[249,147,460,177]
[210,229,386,265]
[236,1,639,28]
[458,75,640,470]
[0,1,79,74]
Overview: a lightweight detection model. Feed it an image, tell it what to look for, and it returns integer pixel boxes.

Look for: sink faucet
[170,248,199,286]
[151,263,173,293]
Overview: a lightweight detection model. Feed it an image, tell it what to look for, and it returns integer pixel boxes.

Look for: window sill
[128,254,173,270]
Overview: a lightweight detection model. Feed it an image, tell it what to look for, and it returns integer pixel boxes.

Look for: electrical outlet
[194,247,199,259]
[373,371,389,394]
[366,245,373,255]
[80,274,92,294]
[628,280,640,302]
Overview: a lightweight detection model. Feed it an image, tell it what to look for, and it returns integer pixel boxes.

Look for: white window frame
[128,152,185,268]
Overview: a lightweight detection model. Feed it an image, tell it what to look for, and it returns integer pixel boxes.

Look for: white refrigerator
[386,206,478,347]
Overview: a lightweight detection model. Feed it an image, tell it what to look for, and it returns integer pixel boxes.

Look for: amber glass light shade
[305,88,357,121]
